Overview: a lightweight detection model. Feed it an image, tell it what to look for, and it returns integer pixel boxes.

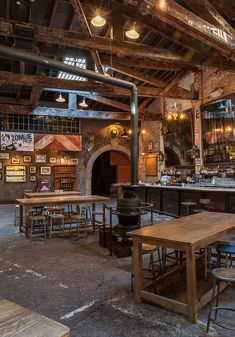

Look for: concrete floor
[0,204,234,337]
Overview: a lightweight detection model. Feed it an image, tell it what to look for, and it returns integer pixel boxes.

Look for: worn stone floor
[0,203,234,337]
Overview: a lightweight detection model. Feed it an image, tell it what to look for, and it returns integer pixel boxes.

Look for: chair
[207,243,235,332]
[131,243,162,292]
[29,215,47,240]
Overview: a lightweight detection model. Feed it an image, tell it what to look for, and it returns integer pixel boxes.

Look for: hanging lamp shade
[125,22,139,39]
[79,98,88,108]
[91,13,106,27]
[56,92,65,103]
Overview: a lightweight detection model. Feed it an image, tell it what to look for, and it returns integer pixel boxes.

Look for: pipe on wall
[0,45,139,185]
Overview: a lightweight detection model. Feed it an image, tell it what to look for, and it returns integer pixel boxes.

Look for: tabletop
[16,195,109,206]
[25,191,81,198]
[129,212,235,247]
[0,298,70,337]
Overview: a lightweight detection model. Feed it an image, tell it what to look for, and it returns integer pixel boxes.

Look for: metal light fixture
[55,92,65,103]
[125,22,139,40]
[79,98,88,108]
[91,11,106,27]
[165,102,186,122]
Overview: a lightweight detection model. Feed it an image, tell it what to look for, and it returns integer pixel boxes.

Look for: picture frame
[71,158,78,165]
[40,166,51,175]
[35,154,46,163]
[145,155,157,176]
[23,155,32,163]
[0,162,2,170]
[49,157,57,164]
[29,166,37,174]
[29,175,36,182]
[0,153,10,160]
[11,157,20,164]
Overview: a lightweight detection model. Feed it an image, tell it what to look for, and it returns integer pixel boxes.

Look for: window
[57,56,87,81]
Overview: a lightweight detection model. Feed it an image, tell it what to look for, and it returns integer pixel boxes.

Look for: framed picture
[11,157,20,164]
[0,153,10,160]
[49,157,57,164]
[23,155,32,163]
[145,155,157,176]
[0,162,2,170]
[29,166,37,174]
[40,166,51,175]
[71,158,78,165]
[61,158,67,165]
[35,154,46,163]
[29,175,36,182]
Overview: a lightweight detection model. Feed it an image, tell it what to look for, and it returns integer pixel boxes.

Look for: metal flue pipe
[0,45,139,184]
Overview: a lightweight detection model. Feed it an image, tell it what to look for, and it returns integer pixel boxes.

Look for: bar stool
[131,243,162,293]
[48,209,65,238]
[69,213,92,238]
[181,201,197,216]
[29,215,47,240]
[207,243,235,332]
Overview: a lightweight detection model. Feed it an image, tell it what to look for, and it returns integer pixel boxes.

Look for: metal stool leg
[207,279,218,332]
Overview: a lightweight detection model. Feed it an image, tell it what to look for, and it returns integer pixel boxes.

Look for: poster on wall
[0,132,34,151]
[34,134,82,151]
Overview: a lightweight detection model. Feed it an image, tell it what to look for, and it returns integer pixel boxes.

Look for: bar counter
[122,184,235,217]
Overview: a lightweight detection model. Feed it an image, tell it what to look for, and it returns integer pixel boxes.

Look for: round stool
[49,213,65,238]
[29,215,47,240]
[181,201,197,216]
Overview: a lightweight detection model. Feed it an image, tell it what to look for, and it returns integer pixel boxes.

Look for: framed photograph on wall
[29,166,37,174]
[145,155,157,176]
[35,154,46,163]
[0,153,9,160]
[0,162,2,170]
[49,157,57,164]
[11,157,20,164]
[71,158,78,165]
[40,166,51,175]
[23,155,32,163]
[29,175,36,182]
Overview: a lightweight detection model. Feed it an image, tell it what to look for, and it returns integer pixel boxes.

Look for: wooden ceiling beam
[185,0,235,37]
[0,71,195,99]
[122,0,235,60]
[0,19,235,71]
[159,68,190,96]
[29,86,43,108]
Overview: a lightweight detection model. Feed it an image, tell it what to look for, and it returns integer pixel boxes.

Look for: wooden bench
[0,298,70,337]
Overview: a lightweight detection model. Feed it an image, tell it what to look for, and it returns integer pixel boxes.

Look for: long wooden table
[16,195,109,238]
[0,297,70,337]
[25,191,81,198]
[129,212,235,323]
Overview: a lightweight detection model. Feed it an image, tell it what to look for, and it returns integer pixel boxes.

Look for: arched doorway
[91,150,130,196]
[165,147,181,167]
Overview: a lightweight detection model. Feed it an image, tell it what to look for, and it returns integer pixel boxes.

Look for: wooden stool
[29,215,47,240]
[49,213,65,238]
[131,243,162,292]
[181,201,197,216]
[14,204,20,226]
[70,214,92,238]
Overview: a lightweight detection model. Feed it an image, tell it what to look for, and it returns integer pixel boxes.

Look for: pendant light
[91,11,106,27]
[125,22,139,40]
[79,98,88,108]
[56,92,65,103]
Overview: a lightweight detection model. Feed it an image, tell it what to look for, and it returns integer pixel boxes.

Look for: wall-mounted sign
[0,132,34,151]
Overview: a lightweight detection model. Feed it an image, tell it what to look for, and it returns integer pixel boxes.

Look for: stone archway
[85,144,130,195]
[164,141,185,166]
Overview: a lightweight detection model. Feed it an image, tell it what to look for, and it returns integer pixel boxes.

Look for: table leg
[186,248,198,323]
[25,206,30,239]
[19,205,23,232]
[133,239,143,303]
[92,203,95,231]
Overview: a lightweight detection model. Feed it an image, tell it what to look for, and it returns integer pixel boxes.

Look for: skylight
[57,57,87,81]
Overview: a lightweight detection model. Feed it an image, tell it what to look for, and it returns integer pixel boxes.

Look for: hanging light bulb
[79,98,88,108]
[16,0,21,5]
[91,11,106,27]
[125,22,139,39]
[55,92,65,103]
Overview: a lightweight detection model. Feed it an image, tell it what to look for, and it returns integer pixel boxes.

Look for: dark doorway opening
[92,151,130,195]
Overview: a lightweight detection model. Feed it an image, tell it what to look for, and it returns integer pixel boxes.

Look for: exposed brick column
[192,100,204,171]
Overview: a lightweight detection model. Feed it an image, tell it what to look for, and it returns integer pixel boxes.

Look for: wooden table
[0,297,70,337]
[16,195,109,238]
[25,191,81,198]
[129,212,235,323]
